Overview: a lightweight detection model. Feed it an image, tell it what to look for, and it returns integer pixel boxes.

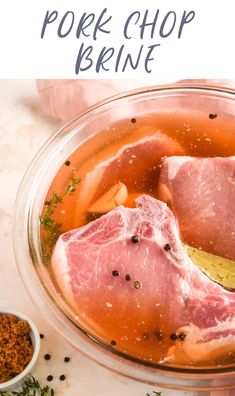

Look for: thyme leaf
[146,392,162,396]
[0,376,54,396]
[40,174,81,261]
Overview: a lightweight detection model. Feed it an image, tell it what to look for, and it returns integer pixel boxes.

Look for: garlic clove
[88,182,128,213]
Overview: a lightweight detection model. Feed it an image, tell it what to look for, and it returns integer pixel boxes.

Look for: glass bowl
[13,84,235,393]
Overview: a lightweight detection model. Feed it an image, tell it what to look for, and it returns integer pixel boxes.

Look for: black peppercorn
[131,235,139,244]
[59,375,66,381]
[112,270,119,277]
[65,160,71,166]
[170,333,177,341]
[111,340,116,346]
[40,333,44,339]
[64,357,70,362]
[131,118,136,123]
[178,332,186,341]
[44,354,51,360]
[164,243,171,251]
[47,375,53,382]
[125,274,131,281]
[209,113,217,120]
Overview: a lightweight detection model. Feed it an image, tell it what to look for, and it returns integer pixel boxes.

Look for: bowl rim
[13,83,235,389]
[0,309,41,390]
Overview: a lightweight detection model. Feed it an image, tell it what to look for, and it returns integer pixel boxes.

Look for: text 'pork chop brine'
[40,111,235,368]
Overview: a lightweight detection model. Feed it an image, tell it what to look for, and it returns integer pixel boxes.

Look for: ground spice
[0,314,33,384]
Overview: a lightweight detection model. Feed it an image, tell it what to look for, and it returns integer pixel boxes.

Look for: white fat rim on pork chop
[52,235,77,309]
[95,134,163,169]
[164,156,195,180]
[164,155,235,181]
[168,317,235,364]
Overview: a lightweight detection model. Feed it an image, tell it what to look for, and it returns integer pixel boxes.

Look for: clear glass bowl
[13,84,235,393]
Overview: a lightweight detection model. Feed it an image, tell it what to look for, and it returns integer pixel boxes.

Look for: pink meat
[159,156,235,261]
[77,132,184,215]
[52,195,235,364]
[91,132,184,191]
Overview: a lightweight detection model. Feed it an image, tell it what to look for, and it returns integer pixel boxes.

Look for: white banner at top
[0,0,234,78]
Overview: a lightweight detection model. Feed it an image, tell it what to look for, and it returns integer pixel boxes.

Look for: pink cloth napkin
[37,79,235,121]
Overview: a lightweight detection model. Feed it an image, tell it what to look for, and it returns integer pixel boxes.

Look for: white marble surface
[0,79,217,396]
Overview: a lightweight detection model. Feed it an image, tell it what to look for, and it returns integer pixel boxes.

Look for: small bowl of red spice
[0,309,40,391]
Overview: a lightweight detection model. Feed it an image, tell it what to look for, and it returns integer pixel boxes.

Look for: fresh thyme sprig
[0,376,54,396]
[40,174,81,260]
[146,392,162,396]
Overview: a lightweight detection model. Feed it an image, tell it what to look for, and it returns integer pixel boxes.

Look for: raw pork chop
[159,156,235,261]
[77,131,184,214]
[52,195,235,364]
